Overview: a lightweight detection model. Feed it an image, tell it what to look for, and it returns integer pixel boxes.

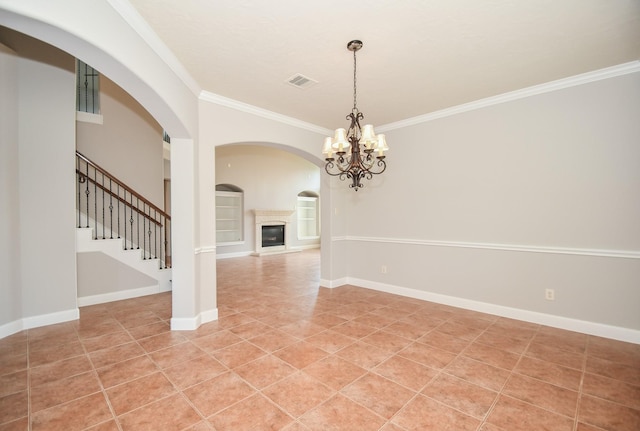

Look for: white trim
[77,283,171,307]
[1,308,80,339]
[377,61,640,132]
[170,308,218,331]
[200,308,219,324]
[76,111,103,124]
[194,246,216,255]
[296,244,321,251]
[199,91,332,135]
[22,308,79,329]
[217,241,245,247]
[320,277,348,289]
[216,251,253,260]
[170,316,199,331]
[106,0,201,96]
[334,236,640,260]
[0,320,25,340]
[342,277,640,344]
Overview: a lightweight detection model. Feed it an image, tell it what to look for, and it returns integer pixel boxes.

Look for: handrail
[75,151,171,268]
[76,169,163,227]
[76,151,170,221]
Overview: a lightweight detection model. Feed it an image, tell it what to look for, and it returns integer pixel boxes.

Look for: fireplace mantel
[252,209,300,256]
[253,209,295,224]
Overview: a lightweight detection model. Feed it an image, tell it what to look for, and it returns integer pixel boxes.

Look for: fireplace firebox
[261,225,285,248]
[252,209,299,256]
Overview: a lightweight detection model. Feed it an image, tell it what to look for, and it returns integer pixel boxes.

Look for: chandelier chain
[353,48,357,111]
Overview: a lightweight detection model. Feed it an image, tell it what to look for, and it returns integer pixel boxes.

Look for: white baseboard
[78,284,171,307]
[217,245,319,260]
[200,308,219,324]
[320,277,348,289]
[216,251,253,260]
[296,244,321,251]
[0,308,80,340]
[343,277,640,344]
[171,307,219,331]
[0,320,25,340]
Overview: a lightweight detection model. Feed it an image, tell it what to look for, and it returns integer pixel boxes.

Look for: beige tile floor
[1,249,639,430]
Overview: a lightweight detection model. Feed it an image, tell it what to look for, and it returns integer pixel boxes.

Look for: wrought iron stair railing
[76,151,171,269]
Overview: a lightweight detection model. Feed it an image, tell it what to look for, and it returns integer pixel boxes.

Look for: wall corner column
[169,138,198,330]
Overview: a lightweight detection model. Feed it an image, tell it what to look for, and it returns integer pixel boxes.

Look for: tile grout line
[82,311,126,431]
[479,322,542,430]
[27,328,32,431]
[572,340,588,431]
[437,314,502,430]
[120,316,201,429]
[382,311,495,430]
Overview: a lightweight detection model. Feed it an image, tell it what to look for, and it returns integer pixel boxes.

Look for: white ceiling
[128,0,640,129]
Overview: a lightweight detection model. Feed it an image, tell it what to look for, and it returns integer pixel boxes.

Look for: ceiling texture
[128,0,640,130]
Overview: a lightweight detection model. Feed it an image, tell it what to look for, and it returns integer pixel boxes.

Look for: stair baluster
[75,151,171,269]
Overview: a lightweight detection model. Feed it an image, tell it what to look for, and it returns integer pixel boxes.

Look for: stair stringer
[76,228,171,303]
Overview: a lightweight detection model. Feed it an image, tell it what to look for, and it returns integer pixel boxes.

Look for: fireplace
[252,209,300,256]
[262,225,285,248]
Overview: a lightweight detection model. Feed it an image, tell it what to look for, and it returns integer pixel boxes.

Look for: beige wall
[77,252,156,298]
[76,75,164,208]
[0,42,21,327]
[343,71,640,333]
[0,30,78,332]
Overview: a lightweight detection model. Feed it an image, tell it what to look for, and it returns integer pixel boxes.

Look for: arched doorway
[0,2,207,332]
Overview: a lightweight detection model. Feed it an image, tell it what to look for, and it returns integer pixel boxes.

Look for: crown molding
[199,90,332,135]
[91,8,640,136]
[377,61,640,132]
[106,0,201,96]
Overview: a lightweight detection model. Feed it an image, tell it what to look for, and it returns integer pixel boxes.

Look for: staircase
[75,151,171,306]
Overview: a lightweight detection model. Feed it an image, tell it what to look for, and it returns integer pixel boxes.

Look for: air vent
[286,74,318,89]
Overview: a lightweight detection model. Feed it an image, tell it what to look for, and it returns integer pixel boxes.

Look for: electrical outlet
[381,265,388,274]
[545,289,555,301]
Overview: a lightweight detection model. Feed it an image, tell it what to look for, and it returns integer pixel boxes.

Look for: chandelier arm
[325,162,342,176]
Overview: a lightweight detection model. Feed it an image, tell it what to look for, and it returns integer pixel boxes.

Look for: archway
[214,143,323,257]
[0,2,207,332]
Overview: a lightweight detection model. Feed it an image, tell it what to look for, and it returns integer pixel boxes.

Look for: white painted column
[169,136,218,330]
[196,138,218,323]
[170,138,197,329]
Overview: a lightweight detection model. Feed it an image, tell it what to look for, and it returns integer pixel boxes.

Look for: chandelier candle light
[323,40,388,191]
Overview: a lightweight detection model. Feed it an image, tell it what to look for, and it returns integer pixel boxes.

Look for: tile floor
[1,250,639,430]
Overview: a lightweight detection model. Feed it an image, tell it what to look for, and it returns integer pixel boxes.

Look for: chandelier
[322,40,388,191]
